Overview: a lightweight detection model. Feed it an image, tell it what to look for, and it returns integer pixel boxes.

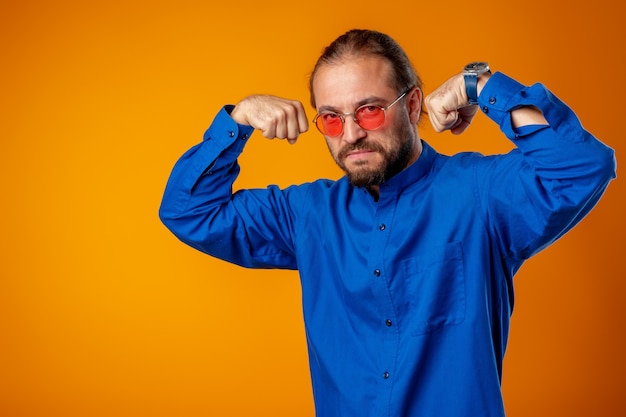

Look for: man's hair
[309,29,422,108]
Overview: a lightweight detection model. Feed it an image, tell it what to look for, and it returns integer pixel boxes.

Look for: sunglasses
[313,87,413,137]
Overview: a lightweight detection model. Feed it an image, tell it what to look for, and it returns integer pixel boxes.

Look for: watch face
[464,62,490,73]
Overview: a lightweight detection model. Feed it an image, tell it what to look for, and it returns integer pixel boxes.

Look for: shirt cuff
[477,72,530,139]
[203,105,255,150]
[476,71,567,141]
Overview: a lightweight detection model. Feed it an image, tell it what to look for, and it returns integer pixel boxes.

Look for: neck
[367,139,423,201]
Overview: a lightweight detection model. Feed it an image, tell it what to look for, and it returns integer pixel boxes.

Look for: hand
[230,95,309,144]
[424,73,482,135]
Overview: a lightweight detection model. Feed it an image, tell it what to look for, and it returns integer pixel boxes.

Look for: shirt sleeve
[475,72,616,260]
[158,106,299,269]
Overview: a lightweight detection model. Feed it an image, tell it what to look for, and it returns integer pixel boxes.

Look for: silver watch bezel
[463,62,491,76]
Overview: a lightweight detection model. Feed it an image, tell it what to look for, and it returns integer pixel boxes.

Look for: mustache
[337,141,386,160]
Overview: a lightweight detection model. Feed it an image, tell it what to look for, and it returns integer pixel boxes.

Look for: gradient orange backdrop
[1,0,624,416]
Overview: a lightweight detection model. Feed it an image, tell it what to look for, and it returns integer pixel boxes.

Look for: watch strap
[463,62,490,105]
[464,73,479,105]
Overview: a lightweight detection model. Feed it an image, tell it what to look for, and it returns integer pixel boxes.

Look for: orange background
[1,0,624,416]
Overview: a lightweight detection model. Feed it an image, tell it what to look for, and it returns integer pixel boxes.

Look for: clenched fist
[424,73,486,135]
[230,95,309,144]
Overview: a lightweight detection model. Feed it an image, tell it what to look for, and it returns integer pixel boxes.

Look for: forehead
[312,55,396,110]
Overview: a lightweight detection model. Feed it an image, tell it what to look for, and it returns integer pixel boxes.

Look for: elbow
[603,146,617,183]
[158,199,176,232]
[158,199,225,257]
[582,137,617,191]
[592,142,617,193]
[158,199,190,243]
[570,143,616,217]
[158,207,206,254]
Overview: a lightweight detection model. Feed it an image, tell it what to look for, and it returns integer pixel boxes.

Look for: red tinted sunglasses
[313,87,413,137]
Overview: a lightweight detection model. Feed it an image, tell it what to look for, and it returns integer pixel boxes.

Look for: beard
[332,119,415,188]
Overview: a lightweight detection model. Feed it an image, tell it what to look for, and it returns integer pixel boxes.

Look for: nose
[341,116,366,144]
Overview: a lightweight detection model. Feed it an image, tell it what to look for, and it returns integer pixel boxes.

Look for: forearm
[159,107,253,248]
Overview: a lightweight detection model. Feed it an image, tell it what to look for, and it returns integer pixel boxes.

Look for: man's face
[312,55,421,188]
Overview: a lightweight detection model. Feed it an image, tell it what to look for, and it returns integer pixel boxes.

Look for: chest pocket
[401,242,466,336]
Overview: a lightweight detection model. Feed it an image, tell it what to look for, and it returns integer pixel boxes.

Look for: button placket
[366,197,398,397]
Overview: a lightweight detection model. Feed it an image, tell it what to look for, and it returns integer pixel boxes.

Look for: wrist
[463,62,491,105]
[230,103,249,126]
[476,72,492,98]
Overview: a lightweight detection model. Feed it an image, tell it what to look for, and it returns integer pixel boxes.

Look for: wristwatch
[463,62,491,105]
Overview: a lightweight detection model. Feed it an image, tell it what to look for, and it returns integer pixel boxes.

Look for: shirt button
[228,130,235,138]
[383,371,390,379]
[378,224,386,231]
[482,106,489,114]
[489,97,496,105]
[373,269,381,277]
[385,319,392,327]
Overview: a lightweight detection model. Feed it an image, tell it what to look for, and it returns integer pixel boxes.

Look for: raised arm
[425,68,616,259]
[159,95,309,269]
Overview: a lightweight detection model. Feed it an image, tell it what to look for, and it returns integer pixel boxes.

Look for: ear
[407,87,423,125]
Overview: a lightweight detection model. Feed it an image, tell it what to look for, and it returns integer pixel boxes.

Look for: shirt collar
[377,139,436,194]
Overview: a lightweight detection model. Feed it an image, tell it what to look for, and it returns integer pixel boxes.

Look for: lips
[338,142,384,160]
[347,149,374,158]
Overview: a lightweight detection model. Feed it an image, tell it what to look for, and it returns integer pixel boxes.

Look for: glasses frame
[313,87,414,137]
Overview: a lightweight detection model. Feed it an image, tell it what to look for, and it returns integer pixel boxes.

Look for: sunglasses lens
[355,106,385,130]
[315,105,386,137]
[316,113,343,136]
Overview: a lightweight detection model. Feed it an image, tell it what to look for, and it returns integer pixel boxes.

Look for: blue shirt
[159,72,616,416]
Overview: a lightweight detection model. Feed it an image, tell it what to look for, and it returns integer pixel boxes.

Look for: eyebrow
[317,95,388,113]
